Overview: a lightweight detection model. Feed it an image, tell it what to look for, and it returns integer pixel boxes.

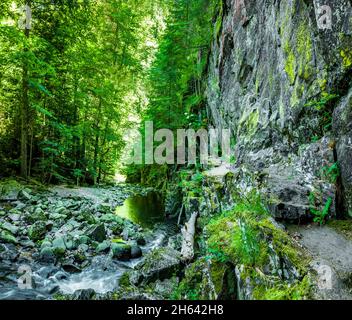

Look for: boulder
[52,237,66,256]
[8,213,20,223]
[96,240,111,253]
[111,243,131,260]
[24,207,47,223]
[0,230,18,244]
[136,234,146,246]
[28,221,47,241]
[87,224,106,242]
[49,212,67,221]
[72,289,96,300]
[39,247,56,263]
[78,235,90,245]
[134,247,181,284]
[1,222,19,235]
[97,203,111,213]
[18,189,32,201]
[40,240,52,249]
[131,245,142,259]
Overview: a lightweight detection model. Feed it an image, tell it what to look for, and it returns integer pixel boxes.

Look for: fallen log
[180,211,198,261]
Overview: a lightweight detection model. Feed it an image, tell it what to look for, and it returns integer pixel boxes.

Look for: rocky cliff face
[205,0,352,220]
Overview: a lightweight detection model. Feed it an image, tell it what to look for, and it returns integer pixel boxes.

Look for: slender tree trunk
[93,99,102,185]
[97,119,109,184]
[21,2,31,179]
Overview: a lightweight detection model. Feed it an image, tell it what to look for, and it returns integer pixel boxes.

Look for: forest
[1,0,352,302]
[0,0,215,185]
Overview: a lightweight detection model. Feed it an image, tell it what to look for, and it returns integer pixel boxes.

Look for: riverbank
[0,180,179,300]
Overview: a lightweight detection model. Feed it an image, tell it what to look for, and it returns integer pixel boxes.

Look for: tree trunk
[93,99,102,185]
[20,2,31,179]
[180,211,198,261]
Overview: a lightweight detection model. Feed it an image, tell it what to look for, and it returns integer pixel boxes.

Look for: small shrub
[309,192,332,225]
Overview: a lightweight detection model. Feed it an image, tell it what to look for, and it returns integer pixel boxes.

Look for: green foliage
[0,0,166,184]
[308,161,339,225]
[327,219,352,241]
[309,192,333,225]
[320,162,340,184]
[252,275,312,300]
[305,93,339,135]
[202,192,311,300]
[178,170,204,197]
[234,220,261,265]
[124,0,222,184]
[206,193,271,268]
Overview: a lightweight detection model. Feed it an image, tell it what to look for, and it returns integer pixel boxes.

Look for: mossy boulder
[0,230,18,244]
[86,224,106,242]
[135,247,181,284]
[111,243,131,260]
[96,240,111,253]
[28,221,47,241]
[39,247,56,263]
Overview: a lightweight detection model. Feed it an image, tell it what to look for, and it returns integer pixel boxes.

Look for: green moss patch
[327,220,352,241]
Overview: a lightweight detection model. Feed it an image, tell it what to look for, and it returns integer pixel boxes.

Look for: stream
[0,185,178,300]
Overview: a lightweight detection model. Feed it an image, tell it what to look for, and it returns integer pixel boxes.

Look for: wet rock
[167,234,183,251]
[111,243,131,261]
[39,247,56,263]
[72,288,96,300]
[78,243,89,252]
[333,88,352,217]
[136,234,146,246]
[96,240,111,253]
[74,248,87,263]
[76,211,96,224]
[40,240,52,249]
[131,245,142,259]
[28,221,47,241]
[36,266,61,279]
[78,235,90,245]
[17,189,32,201]
[1,222,19,235]
[0,188,19,201]
[51,237,67,257]
[0,230,18,244]
[100,214,123,224]
[135,247,181,284]
[55,206,70,216]
[110,222,124,235]
[24,207,46,224]
[235,265,253,300]
[49,212,67,221]
[7,214,21,225]
[97,203,111,213]
[154,278,179,297]
[20,240,35,248]
[45,221,54,231]
[62,263,81,273]
[64,236,79,250]
[54,271,68,281]
[87,224,106,242]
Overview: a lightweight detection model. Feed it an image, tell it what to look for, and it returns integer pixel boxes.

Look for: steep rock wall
[206,0,352,219]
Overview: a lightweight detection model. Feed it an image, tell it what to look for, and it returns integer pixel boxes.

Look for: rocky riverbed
[0,182,181,300]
